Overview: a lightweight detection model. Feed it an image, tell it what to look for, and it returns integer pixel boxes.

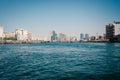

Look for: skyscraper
[49,30,57,42]
[80,33,84,41]
[106,21,120,41]
[85,34,89,40]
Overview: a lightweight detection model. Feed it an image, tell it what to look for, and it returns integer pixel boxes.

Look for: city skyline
[0,0,120,37]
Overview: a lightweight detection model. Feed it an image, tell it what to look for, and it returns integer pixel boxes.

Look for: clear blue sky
[0,0,120,37]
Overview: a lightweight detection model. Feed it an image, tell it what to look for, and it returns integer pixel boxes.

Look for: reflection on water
[0,42,120,80]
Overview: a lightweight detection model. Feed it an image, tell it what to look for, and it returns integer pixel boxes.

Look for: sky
[0,0,120,37]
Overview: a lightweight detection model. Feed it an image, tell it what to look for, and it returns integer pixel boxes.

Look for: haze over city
[0,0,120,37]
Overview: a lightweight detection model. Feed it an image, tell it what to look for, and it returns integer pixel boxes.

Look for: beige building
[58,33,78,42]
[3,32,16,40]
[58,33,67,42]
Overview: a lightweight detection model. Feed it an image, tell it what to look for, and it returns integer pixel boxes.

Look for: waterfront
[0,42,120,80]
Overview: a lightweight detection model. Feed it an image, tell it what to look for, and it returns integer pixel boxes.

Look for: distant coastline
[1,40,120,44]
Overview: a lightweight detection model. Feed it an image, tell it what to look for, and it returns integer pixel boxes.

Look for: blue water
[0,42,120,80]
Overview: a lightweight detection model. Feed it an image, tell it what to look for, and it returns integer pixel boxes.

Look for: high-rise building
[80,33,84,40]
[113,21,120,35]
[0,27,3,40]
[48,30,57,42]
[80,33,89,41]
[85,34,89,40]
[106,21,120,41]
[106,24,114,39]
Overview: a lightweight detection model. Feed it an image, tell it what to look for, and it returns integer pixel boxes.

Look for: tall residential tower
[106,21,120,41]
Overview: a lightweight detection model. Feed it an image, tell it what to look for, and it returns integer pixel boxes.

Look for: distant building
[32,36,47,42]
[58,33,67,42]
[58,33,72,42]
[27,32,32,42]
[80,33,84,41]
[106,24,114,39]
[89,36,96,40]
[70,36,77,42]
[0,27,3,40]
[3,32,16,40]
[103,34,106,40]
[15,28,31,42]
[80,33,89,41]
[48,30,57,42]
[114,21,120,35]
[106,21,120,42]
[85,34,89,40]
[97,34,107,41]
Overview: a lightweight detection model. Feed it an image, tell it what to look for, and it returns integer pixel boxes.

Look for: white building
[0,27,3,40]
[113,21,120,35]
[15,28,28,41]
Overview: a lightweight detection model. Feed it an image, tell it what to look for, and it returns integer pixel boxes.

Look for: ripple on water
[0,42,120,80]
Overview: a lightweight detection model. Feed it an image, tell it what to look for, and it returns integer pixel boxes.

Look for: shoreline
[0,40,120,44]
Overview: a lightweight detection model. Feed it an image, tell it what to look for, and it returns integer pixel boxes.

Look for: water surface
[0,42,120,80]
